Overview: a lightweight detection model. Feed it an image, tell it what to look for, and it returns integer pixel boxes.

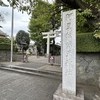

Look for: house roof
[0,30,8,37]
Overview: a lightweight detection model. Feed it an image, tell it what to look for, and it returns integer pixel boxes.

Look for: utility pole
[10,6,14,62]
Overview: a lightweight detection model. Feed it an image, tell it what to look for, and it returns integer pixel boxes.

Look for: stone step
[0,65,61,80]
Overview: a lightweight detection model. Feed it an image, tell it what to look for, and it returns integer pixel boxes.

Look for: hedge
[0,37,11,44]
[0,44,11,50]
[0,37,11,50]
[76,33,100,52]
[1,33,100,52]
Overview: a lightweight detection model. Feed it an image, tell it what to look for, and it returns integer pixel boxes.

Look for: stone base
[53,84,84,100]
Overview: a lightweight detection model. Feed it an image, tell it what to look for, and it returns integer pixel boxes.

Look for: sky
[0,0,61,43]
[0,0,30,37]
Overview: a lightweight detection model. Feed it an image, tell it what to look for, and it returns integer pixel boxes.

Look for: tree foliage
[29,1,61,33]
[76,11,95,33]
[0,0,8,6]
[77,32,100,52]
[60,0,100,29]
[6,0,100,33]
[29,1,61,55]
[29,1,51,33]
[16,30,30,51]
[5,0,100,30]
[7,0,39,14]
[94,30,100,39]
[29,1,50,55]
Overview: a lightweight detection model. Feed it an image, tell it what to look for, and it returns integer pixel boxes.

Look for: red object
[50,56,53,60]
[24,55,26,59]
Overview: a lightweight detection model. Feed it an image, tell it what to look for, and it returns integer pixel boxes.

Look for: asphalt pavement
[0,56,62,73]
[0,70,60,100]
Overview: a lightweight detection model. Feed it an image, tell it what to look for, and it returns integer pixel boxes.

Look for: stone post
[62,10,76,95]
[53,10,84,100]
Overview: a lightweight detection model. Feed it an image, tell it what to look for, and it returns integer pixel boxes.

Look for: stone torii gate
[42,30,60,57]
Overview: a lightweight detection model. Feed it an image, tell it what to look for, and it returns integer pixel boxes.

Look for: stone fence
[13,55,23,61]
[77,53,100,88]
[0,50,10,62]
[0,50,23,62]
[49,53,100,87]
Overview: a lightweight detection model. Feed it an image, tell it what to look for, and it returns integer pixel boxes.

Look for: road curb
[0,64,62,80]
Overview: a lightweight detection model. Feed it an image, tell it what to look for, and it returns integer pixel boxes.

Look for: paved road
[0,56,61,72]
[0,70,61,100]
[18,62,47,69]
[28,56,48,63]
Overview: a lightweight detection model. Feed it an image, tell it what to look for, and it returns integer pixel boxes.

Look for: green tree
[0,37,11,50]
[29,1,61,55]
[6,0,100,34]
[16,30,30,52]
[29,1,60,33]
[0,0,8,6]
[57,0,100,29]
[76,11,95,33]
[6,0,100,29]
[29,1,52,33]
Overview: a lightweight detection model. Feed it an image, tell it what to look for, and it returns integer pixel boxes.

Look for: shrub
[0,37,11,50]
[0,43,11,50]
[0,37,10,44]
[76,32,100,52]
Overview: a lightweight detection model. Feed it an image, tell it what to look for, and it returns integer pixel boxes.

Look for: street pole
[10,6,14,62]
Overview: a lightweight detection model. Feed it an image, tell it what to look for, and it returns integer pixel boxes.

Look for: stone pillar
[53,10,84,100]
[47,33,50,57]
[62,10,76,95]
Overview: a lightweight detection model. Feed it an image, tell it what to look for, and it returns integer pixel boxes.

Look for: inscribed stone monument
[62,10,76,95]
[53,10,84,100]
